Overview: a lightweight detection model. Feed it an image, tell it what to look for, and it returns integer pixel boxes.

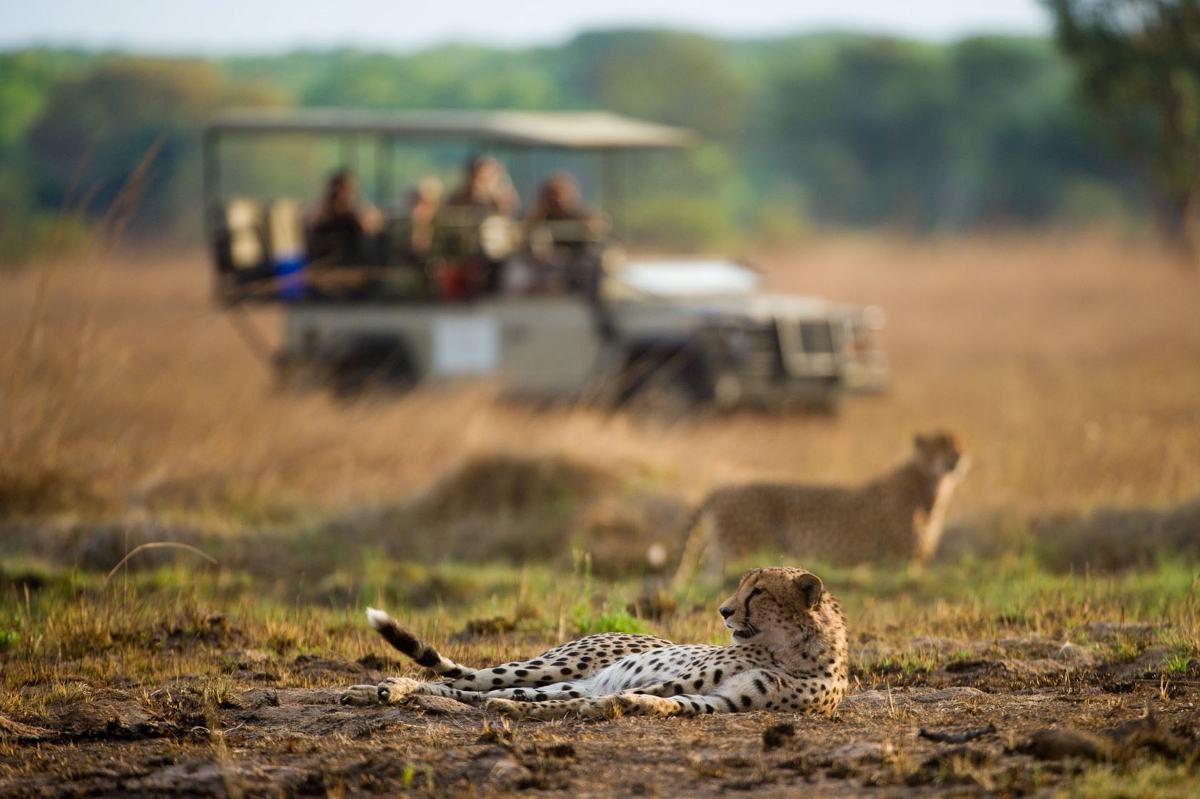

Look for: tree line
[0,27,1171,260]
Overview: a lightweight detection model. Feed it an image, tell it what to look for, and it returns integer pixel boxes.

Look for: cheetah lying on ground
[340,566,848,720]
[674,430,969,585]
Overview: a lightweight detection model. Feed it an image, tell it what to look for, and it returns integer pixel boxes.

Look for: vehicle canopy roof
[206,108,695,150]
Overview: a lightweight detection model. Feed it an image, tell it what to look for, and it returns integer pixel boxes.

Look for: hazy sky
[3,0,1051,54]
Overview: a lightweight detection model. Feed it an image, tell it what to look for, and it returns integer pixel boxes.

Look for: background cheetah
[341,566,848,720]
[674,430,969,584]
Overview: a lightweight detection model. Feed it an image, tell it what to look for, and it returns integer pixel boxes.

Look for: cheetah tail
[365,608,475,679]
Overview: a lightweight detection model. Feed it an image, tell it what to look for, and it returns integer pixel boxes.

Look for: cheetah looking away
[340,566,848,720]
[674,430,969,585]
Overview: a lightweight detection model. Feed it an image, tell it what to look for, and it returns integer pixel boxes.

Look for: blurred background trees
[0,26,1183,260]
[1047,0,1200,266]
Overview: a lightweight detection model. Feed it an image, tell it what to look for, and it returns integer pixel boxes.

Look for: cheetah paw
[624,695,677,718]
[377,677,420,704]
[485,698,529,719]
[339,685,381,706]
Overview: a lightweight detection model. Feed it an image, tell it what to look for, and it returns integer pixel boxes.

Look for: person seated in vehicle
[506,172,606,295]
[446,155,519,216]
[437,156,519,300]
[399,176,443,261]
[306,169,384,266]
[378,177,442,299]
[525,172,598,227]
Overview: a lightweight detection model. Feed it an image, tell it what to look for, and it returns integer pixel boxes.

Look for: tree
[25,58,281,238]
[578,31,749,139]
[1047,0,1200,264]
[768,38,956,229]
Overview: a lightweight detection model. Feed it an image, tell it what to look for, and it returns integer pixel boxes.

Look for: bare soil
[3,633,1197,797]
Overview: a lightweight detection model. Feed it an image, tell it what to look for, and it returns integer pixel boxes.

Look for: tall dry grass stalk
[1,229,1198,523]
[2,140,165,512]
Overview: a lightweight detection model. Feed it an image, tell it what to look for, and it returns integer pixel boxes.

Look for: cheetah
[339,566,848,720]
[674,430,969,585]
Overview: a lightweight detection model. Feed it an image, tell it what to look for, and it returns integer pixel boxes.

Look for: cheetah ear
[793,572,824,611]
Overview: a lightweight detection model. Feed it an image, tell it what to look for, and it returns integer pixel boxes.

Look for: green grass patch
[1,553,1197,699]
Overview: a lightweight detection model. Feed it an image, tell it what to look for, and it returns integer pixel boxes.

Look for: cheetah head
[913,430,969,479]
[718,567,827,651]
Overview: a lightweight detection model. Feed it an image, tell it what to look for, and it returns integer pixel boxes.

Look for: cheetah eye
[747,587,763,601]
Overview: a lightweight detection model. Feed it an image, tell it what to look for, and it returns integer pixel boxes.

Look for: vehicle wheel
[330,336,417,399]
[624,377,700,421]
[617,344,712,421]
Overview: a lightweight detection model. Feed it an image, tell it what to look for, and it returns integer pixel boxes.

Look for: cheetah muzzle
[339,566,848,721]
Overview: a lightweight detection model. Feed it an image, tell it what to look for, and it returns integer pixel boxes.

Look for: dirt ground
[2,627,1197,798]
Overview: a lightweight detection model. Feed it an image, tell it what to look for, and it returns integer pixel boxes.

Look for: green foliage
[26,58,216,220]
[585,31,749,138]
[0,31,1157,250]
[624,195,735,252]
[763,35,1128,231]
[22,57,281,240]
[572,607,650,636]
[1046,0,1200,261]
[0,50,93,151]
[1060,761,1200,799]
[293,46,563,111]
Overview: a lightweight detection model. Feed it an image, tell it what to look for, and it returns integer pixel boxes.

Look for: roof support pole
[376,136,393,209]
[511,146,534,205]
[202,128,220,225]
[601,148,624,240]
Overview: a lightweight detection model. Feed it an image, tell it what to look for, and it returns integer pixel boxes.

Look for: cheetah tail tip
[366,607,391,629]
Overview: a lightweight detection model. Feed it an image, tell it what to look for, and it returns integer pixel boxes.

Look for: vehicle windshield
[616,259,761,297]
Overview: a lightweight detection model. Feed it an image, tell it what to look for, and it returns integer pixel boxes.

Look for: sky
[2,0,1052,54]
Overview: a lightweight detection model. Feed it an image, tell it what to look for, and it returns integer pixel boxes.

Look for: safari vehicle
[202,109,888,410]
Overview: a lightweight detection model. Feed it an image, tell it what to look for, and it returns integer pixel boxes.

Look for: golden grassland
[2,231,1200,795]
[2,230,1199,524]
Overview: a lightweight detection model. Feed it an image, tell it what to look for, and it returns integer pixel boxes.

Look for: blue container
[274,254,306,301]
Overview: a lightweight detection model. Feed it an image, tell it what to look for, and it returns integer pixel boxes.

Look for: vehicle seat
[268,198,305,263]
[224,198,267,270]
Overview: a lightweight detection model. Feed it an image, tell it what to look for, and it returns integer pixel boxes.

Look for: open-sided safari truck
[203,108,888,408]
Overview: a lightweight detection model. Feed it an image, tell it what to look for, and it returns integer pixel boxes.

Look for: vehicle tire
[330,336,417,399]
[617,343,712,420]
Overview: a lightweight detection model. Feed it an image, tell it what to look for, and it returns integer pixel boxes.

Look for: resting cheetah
[340,566,848,720]
[674,430,969,584]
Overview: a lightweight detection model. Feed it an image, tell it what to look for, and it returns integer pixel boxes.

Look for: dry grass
[1,553,1197,796]
[1,230,1198,528]
[3,230,1200,796]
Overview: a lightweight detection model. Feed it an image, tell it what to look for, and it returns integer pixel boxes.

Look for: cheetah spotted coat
[673,430,969,584]
[340,566,848,720]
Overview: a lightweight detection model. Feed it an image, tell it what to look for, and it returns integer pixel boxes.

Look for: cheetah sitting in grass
[674,430,969,585]
[340,566,848,720]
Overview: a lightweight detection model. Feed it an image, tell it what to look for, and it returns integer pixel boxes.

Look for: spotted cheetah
[340,566,848,720]
[674,430,969,584]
